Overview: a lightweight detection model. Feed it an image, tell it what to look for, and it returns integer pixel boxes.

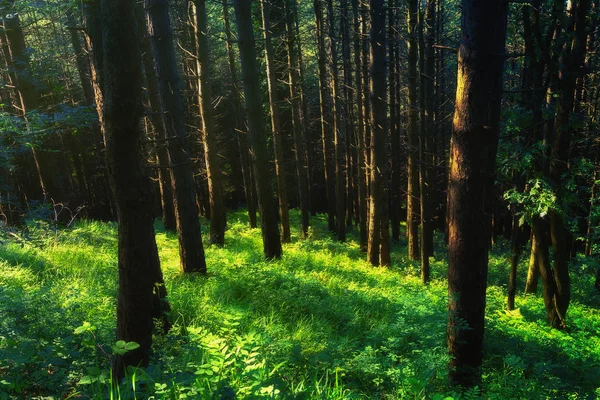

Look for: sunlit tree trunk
[191,0,226,246]
[234,0,282,259]
[447,0,508,387]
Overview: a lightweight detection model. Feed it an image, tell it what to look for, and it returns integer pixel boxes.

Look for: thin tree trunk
[285,0,310,239]
[234,0,282,259]
[352,0,368,251]
[314,0,336,232]
[524,229,540,294]
[447,0,508,387]
[389,0,401,242]
[507,214,522,310]
[192,0,226,246]
[326,0,347,242]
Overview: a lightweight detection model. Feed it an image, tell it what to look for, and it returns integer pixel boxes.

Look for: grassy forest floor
[1,210,600,399]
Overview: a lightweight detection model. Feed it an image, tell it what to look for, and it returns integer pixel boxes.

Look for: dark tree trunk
[222,0,257,228]
[447,0,508,387]
[547,0,590,328]
[326,0,347,242]
[419,0,436,283]
[314,0,336,232]
[99,0,170,379]
[192,0,226,246]
[352,0,368,251]
[285,0,310,239]
[146,0,207,273]
[406,0,420,261]
[388,0,401,242]
[234,0,282,259]
[136,3,177,232]
[367,0,390,267]
[261,0,291,243]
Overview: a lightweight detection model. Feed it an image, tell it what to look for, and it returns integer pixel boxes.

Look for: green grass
[1,210,599,399]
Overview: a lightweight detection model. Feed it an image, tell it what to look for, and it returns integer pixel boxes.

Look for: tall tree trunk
[406,0,420,261]
[99,0,169,379]
[261,0,291,243]
[222,0,257,228]
[388,0,401,242]
[136,3,177,231]
[314,0,336,232]
[326,0,347,242]
[285,0,310,239]
[420,0,436,283]
[341,0,355,230]
[447,0,508,387]
[507,214,522,310]
[367,0,390,267]
[192,0,226,246]
[352,0,368,251]
[547,0,590,328]
[234,0,282,259]
[146,0,207,273]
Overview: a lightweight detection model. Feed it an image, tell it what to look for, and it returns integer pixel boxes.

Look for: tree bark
[326,0,347,242]
[447,0,508,387]
[261,0,291,243]
[285,0,310,239]
[367,0,390,267]
[99,0,169,379]
[221,0,257,228]
[234,0,282,259]
[406,0,420,261]
[314,0,336,232]
[351,0,368,251]
[146,0,207,273]
[191,0,226,246]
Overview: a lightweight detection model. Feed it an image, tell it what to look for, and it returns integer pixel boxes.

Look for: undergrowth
[0,210,599,399]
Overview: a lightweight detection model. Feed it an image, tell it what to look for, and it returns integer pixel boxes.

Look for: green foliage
[1,211,599,399]
[504,178,557,224]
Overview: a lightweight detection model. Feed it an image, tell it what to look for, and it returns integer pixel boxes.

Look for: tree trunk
[99,0,170,379]
[136,3,177,232]
[351,0,368,251]
[314,0,336,232]
[419,0,436,283]
[285,0,310,239]
[447,0,508,387]
[406,0,420,261]
[234,0,282,259]
[524,229,540,294]
[326,0,347,242]
[221,0,257,228]
[547,0,590,328]
[146,0,207,273]
[191,0,226,246]
[507,214,522,310]
[261,0,291,243]
[388,0,401,242]
[367,0,390,267]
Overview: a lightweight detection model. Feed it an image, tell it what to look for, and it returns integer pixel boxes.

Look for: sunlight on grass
[1,209,599,399]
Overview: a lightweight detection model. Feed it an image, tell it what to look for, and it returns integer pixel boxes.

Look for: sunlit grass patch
[1,209,599,398]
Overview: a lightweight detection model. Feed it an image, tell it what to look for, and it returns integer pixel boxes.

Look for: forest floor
[1,210,599,399]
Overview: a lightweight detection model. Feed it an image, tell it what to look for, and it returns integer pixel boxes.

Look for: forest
[0,0,599,398]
